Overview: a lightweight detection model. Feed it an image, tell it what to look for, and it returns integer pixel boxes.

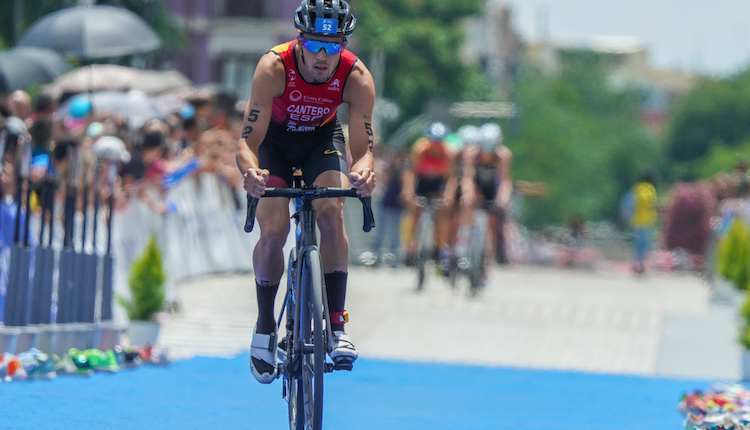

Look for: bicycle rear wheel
[290,249,325,430]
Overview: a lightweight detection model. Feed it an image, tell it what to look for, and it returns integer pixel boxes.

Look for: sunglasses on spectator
[298,36,348,55]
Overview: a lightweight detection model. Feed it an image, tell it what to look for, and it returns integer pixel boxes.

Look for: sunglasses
[298,36,348,55]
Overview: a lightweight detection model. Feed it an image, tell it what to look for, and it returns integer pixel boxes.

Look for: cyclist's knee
[258,218,290,244]
[315,199,344,230]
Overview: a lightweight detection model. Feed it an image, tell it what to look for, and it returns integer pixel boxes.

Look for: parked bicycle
[244,178,375,430]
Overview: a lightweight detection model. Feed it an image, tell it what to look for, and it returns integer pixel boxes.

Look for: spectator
[28,93,57,125]
[6,90,31,121]
[630,170,658,275]
[179,116,201,153]
[196,128,242,190]
[370,148,406,266]
[209,92,237,131]
[29,119,53,158]
[189,97,211,132]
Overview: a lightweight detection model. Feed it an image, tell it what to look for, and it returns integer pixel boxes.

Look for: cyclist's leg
[405,205,422,264]
[432,179,452,273]
[476,181,498,263]
[304,133,357,363]
[254,195,292,328]
[254,143,295,333]
[250,144,293,383]
[455,188,477,260]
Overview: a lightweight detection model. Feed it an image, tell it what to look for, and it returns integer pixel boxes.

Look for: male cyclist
[402,122,456,273]
[460,123,512,264]
[451,125,480,260]
[236,0,376,384]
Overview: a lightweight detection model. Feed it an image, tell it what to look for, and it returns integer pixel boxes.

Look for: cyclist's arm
[442,152,458,205]
[343,61,376,196]
[495,145,513,210]
[236,53,285,176]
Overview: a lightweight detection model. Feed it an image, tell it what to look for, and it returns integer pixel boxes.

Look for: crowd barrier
[0,174,263,354]
[0,171,377,355]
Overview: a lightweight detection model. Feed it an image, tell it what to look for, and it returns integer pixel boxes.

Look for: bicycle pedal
[331,360,354,371]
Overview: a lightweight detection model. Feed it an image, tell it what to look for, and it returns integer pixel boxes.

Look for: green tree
[352,0,484,136]
[507,51,657,227]
[99,0,187,53]
[665,69,750,179]
[0,0,68,47]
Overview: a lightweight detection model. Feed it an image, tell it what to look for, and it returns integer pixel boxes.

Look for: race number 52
[315,18,337,34]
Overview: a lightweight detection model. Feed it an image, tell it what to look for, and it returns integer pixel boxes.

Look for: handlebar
[244,187,375,233]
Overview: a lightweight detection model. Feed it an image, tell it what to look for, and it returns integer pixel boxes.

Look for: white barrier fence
[111,174,263,321]
[1,170,371,337]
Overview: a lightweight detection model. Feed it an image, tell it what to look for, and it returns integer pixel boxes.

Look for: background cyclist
[460,122,513,265]
[236,0,376,384]
[452,124,481,262]
[401,121,457,274]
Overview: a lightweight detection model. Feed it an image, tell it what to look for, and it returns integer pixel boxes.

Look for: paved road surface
[3,264,739,429]
[159,264,741,380]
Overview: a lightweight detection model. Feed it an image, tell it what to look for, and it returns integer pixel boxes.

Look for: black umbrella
[0,47,71,93]
[17,5,162,59]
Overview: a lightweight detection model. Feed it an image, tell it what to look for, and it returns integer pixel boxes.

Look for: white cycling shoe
[329,331,358,364]
[250,325,278,384]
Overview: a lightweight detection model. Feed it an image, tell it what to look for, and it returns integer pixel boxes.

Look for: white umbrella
[47,64,140,95]
[47,65,192,96]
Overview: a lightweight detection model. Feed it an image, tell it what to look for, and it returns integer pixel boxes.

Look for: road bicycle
[412,196,443,291]
[244,178,375,430]
[454,200,494,297]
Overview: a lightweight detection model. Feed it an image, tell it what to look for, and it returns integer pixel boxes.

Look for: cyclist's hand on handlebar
[349,168,376,197]
[244,168,270,198]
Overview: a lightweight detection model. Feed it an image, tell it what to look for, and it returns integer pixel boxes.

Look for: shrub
[716,219,750,290]
[118,234,166,321]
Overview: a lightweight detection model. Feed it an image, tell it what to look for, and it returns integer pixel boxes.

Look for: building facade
[167,0,300,100]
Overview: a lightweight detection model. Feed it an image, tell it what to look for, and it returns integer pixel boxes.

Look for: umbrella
[47,64,140,95]
[17,5,161,58]
[0,47,71,93]
[58,91,164,129]
[47,65,192,96]
[131,70,191,95]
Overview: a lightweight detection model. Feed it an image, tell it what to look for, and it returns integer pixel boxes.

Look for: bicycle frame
[244,180,374,430]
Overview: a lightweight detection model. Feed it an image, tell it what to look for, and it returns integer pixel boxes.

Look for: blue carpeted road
[0,354,717,429]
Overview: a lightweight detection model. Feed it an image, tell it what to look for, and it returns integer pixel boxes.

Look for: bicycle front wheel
[468,211,489,297]
[415,212,434,291]
[292,249,325,430]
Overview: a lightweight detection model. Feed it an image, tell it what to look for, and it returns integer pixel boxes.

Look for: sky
[503,0,750,77]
